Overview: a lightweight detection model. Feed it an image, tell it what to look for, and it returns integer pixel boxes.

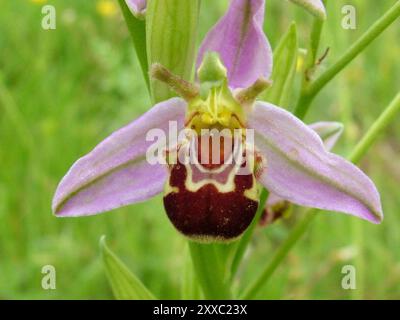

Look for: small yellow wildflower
[30,0,47,4]
[96,0,118,18]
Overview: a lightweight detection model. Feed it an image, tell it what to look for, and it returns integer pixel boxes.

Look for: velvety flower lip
[52,98,187,217]
[247,101,383,223]
[125,0,147,18]
[197,0,272,89]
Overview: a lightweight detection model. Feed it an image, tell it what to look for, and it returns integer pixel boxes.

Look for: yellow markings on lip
[184,161,238,194]
[164,180,179,196]
[185,142,256,194]
[244,175,259,202]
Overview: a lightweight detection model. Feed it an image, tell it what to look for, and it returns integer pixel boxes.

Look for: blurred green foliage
[0,0,399,299]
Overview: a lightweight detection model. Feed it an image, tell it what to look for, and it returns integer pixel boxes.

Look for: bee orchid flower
[52,0,382,242]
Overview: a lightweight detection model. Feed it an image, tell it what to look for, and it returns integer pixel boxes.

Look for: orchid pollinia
[52,0,383,243]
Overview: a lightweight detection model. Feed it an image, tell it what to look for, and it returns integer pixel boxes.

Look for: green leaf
[146,0,200,103]
[100,236,156,300]
[261,22,298,108]
[117,0,149,92]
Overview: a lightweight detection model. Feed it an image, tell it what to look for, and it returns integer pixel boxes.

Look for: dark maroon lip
[163,159,258,241]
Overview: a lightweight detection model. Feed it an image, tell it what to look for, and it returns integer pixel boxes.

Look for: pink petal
[267,121,344,207]
[248,102,383,223]
[197,0,272,89]
[52,98,187,217]
[309,121,344,151]
[125,0,147,18]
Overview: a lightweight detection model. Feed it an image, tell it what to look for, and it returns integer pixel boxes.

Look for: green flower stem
[189,242,232,299]
[117,0,149,92]
[307,15,325,71]
[349,92,400,163]
[241,91,400,299]
[294,1,400,118]
[230,189,269,280]
[181,245,202,299]
[293,14,325,117]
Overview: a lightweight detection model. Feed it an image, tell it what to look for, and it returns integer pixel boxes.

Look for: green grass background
[0,0,399,299]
